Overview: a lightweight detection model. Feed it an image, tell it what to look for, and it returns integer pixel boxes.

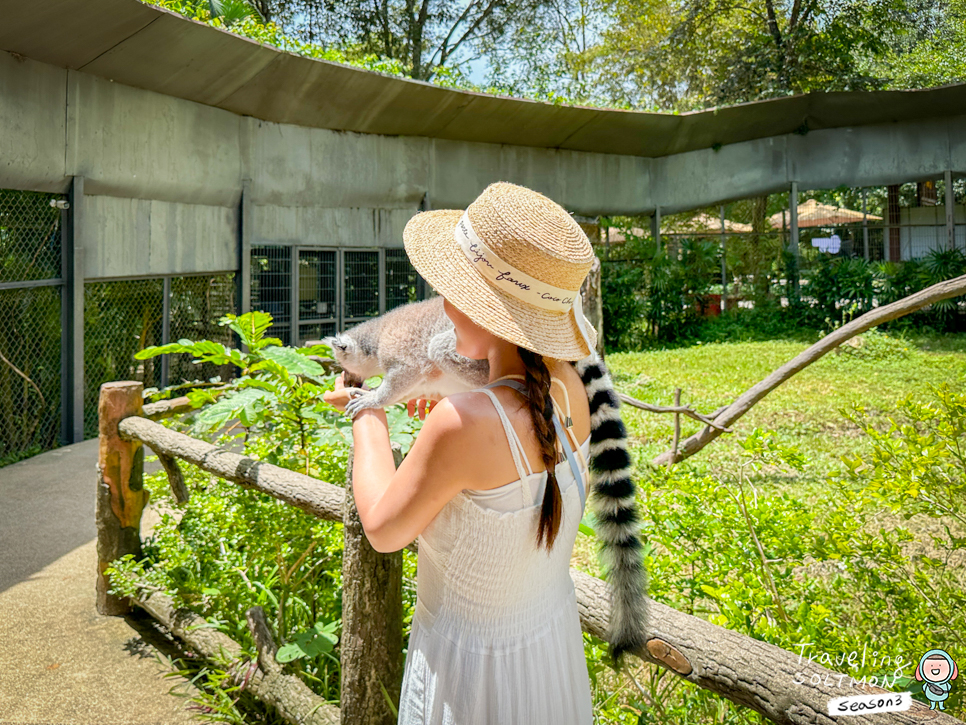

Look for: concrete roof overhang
[4,0,966,159]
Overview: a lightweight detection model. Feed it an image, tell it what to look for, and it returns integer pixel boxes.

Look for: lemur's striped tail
[575,353,648,661]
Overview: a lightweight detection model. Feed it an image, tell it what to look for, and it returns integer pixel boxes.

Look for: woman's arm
[323,375,471,553]
[350,399,467,552]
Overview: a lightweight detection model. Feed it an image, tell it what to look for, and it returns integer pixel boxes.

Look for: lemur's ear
[322,335,347,352]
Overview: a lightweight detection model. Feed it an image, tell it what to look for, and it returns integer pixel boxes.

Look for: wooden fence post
[96,381,149,615]
[341,444,405,725]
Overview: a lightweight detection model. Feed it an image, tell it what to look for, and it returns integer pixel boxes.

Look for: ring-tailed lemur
[322,297,491,418]
[324,296,647,659]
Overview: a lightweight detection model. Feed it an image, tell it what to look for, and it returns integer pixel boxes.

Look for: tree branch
[0,348,47,410]
[764,0,783,49]
[652,273,966,466]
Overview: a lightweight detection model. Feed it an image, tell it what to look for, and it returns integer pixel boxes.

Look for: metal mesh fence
[169,274,236,387]
[386,248,419,311]
[0,188,65,463]
[0,286,62,463]
[297,249,337,345]
[344,250,379,321]
[0,189,62,284]
[83,279,164,437]
[252,245,292,345]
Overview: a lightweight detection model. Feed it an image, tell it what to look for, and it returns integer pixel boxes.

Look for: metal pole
[291,246,300,346]
[161,276,171,388]
[651,207,661,259]
[416,193,430,300]
[720,205,727,312]
[946,170,955,251]
[239,179,252,315]
[789,182,800,300]
[378,248,386,316]
[862,189,869,261]
[65,176,85,443]
[60,196,71,445]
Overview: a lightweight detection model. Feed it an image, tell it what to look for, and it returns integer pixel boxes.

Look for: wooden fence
[95,381,959,725]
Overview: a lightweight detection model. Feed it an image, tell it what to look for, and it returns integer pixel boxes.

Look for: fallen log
[113,415,958,725]
[118,576,339,725]
[118,416,344,521]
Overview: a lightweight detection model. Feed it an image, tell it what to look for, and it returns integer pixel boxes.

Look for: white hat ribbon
[455,210,596,353]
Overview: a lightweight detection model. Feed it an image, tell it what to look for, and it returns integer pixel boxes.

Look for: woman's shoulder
[412,390,498,451]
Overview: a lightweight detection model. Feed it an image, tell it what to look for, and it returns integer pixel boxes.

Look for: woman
[325,182,601,724]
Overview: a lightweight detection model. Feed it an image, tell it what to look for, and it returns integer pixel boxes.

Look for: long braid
[518,347,562,550]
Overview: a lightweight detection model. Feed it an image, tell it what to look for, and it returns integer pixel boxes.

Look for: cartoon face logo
[915,649,958,711]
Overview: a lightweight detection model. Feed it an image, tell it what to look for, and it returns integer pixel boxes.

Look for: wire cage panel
[299,322,338,341]
[386,248,420,311]
[251,245,292,345]
[83,278,165,438]
[0,286,62,463]
[344,250,380,322]
[0,189,63,284]
[249,246,425,348]
[296,249,338,345]
[169,274,237,388]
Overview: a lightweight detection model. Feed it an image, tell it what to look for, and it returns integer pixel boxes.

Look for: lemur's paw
[345,387,366,399]
[345,391,379,418]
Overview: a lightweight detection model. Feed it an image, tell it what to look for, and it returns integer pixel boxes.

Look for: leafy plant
[136,311,348,475]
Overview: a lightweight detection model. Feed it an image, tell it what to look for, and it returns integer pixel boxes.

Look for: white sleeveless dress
[397,381,594,725]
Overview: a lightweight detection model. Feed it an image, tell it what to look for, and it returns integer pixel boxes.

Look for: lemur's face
[324,334,368,386]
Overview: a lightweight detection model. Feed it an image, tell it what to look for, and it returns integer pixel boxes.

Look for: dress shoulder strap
[477,388,534,499]
[482,379,587,512]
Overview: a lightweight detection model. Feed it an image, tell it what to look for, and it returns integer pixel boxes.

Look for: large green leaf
[218,311,275,350]
[261,346,325,378]
[275,620,339,663]
[192,387,273,432]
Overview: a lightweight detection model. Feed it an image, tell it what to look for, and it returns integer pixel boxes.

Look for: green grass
[571,331,966,723]
[607,331,966,495]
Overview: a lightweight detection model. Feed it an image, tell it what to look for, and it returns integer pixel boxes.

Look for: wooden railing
[96,381,958,725]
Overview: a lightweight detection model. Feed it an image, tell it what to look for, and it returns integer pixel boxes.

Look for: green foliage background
[104,308,966,723]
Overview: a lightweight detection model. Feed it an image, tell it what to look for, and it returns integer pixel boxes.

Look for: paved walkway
[0,440,196,725]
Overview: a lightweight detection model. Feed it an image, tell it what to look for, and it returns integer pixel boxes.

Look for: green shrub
[618,384,966,721]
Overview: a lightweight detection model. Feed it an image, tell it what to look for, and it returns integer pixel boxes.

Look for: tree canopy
[147,0,966,110]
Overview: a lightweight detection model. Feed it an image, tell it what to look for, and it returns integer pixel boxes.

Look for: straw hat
[403,182,598,361]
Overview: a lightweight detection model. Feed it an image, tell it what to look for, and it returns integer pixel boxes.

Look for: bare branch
[618,394,731,431]
[0,348,47,410]
[652,273,966,466]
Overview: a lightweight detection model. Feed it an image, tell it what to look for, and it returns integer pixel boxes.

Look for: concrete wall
[3,48,966,280]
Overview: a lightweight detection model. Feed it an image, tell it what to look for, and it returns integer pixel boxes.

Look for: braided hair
[517,347,563,550]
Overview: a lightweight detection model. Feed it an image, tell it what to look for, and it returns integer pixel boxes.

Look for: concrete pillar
[719,205,727,312]
[160,277,171,387]
[887,184,901,261]
[788,182,800,300]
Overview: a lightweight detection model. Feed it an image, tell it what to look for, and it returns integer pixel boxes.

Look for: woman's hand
[323,372,368,413]
[407,397,438,421]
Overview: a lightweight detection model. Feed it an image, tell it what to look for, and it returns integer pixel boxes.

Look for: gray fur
[324,297,490,418]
